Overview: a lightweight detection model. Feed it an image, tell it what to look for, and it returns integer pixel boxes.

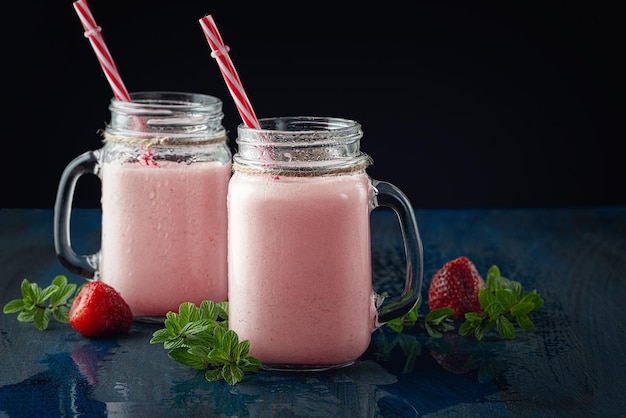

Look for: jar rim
[237,116,362,145]
[239,116,360,132]
[110,91,223,112]
[106,91,227,141]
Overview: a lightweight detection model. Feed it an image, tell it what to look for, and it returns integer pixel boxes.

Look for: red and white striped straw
[73,0,131,102]
[199,15,260,129]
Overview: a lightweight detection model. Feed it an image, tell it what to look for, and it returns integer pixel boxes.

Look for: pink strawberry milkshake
[227,171,379,368]
[100,159,231,317]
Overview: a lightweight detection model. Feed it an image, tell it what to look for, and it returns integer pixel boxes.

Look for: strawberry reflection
[0,339,116,416]
[428,332,471,374]
[70,339,118,386]
[427,332,507,383]
[372,326,507,384]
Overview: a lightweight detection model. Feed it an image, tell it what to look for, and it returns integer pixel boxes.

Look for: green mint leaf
[18,308,36,323]
[221,329,239,357]
[485,269,501,291]
[474,321,489,341]
[181,319,214,336]
[178,302,200,324]
[458,264,544,341]
[50,276,77,306]
[3,299,25,314]
[168,347,209,370]
[384,299,456,338]
[496,316,516,339]
[149,328,173,344]
[458,321,475,337]
[212,323,226,343]
[508,280,524,298]
[510,301,535,317]
[385,319,405,333]
[199,301,218,320]
[223,363,245,386]
[198,300,227,321]
[38,285,59,305]
[516,313,535,331]
[478,287,495,307]
[5,276,77,330]
[51,275,67,287]
[204,369,222,382]
[29,283,43,303]
[403,304,419,323]
[464,312,484,323]
[495,289,517,309]
[21,279,36,302]
[485,265,501,283]
[33,308,51,331]
[162,319,212,350]
[240,356,263,371]
[217,302,229,319]
[192,328,220,348]
[385,302,419,333]
[206,348,232,366]
[234,339,251,360]
[187,344,212,358]
[521,291,544,310]
[153,300,260,385]
[425,307,454,324]
[422,308,455,338]
[164,311,184,335]
[484,301,504,318]
[52,306,70,324]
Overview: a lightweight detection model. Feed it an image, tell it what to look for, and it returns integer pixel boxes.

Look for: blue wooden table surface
[1,207,625,417]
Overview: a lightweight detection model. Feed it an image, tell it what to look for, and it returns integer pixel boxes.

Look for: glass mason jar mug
[227,116,424,370]
[54,91,232,320]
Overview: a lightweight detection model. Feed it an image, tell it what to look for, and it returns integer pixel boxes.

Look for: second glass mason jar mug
[54,91,232,320]
[227,116,424,370]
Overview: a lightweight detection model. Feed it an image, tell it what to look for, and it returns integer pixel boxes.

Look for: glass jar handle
[53,150,101,279]
[371,180,424,325]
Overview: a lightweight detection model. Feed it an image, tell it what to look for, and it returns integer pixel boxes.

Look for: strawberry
[69,281,133,337]
[428,256,486,321]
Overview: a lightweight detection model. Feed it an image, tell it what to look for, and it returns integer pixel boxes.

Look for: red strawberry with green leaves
[428,256,486,321]
[69,281,133,337]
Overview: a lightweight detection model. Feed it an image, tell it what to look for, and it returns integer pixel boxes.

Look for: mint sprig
[385,264,544,341]
[459,265,544,341]
[3,276,77,330]
[150,300,262,385]
[385,298,456,338]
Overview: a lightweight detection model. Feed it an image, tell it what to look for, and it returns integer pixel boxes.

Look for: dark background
[3,1,623,209]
